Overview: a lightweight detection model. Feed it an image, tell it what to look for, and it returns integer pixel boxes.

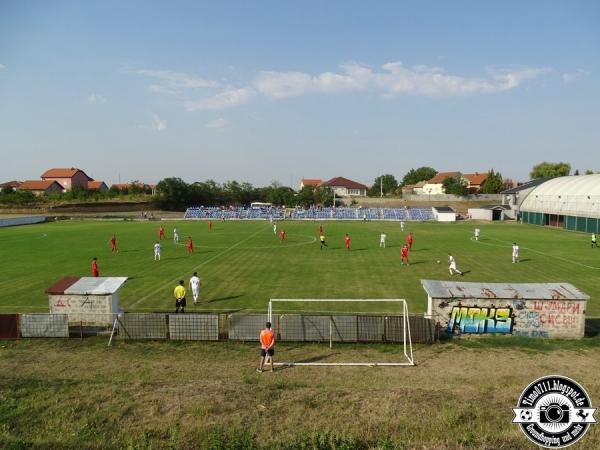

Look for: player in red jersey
[279,230,286,242]
[401,244,409,265]
[187,236,194,253]
[208,220,213,231]
[407,232,414,251]
[319,224,323,235]
[159,226,165,240]
[91,257,99,277]
[110,235,117,253]
[344,233,351,251]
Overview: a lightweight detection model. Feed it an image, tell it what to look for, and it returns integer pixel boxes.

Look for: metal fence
[1,312,436,344]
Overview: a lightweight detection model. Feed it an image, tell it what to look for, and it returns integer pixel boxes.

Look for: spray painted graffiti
[447,306,513,334]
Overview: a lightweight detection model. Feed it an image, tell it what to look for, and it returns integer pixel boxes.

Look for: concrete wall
[436,212,456,222]
[468,208,493,221]
[0,216,46,227]
[431,297,586,339]
[404,193,502,202]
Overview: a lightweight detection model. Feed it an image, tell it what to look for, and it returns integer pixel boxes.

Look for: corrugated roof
[45,277,81,294]
[421,280,589,300]
[323,177,368,190]
[19,180,63,190]
[64,277,128,295]
[501,178,546,194]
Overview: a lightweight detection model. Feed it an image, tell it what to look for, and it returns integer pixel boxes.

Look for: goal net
[267,299,415,366]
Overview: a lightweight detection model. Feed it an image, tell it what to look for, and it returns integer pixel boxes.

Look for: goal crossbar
[268,299,415,366]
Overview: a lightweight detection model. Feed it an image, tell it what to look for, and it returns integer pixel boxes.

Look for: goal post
[267,299,415,366]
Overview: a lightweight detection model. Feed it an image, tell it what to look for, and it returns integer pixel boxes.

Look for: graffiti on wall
[447,305,513,334]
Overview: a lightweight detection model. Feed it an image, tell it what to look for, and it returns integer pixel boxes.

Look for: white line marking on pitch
[468,235,600,270]
[130,227,266,307]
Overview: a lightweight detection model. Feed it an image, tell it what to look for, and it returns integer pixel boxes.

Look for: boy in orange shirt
[257,322,275,373]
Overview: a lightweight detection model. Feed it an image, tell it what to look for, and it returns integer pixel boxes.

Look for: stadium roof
[323,177,368,190]
[427,172,460,183]
[501,178,546,194]
[421,280,589,300]
[520,174,600,218]
[41,167,93,180]
[19,180,63,190]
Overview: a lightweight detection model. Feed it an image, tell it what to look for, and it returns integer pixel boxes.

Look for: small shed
[468,205,510,221]
[421,280,589,339]
[434,206,456,222]
[46,277,127,326]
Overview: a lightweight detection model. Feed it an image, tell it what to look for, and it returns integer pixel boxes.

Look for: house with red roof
[462,172,488,193]
[322,176,368,197]
[41,167,93,191]
[421,171,489,195]
[299,178,322,190]
[0,180,22,193]
[87,181,109,192]
[18,180,64,196]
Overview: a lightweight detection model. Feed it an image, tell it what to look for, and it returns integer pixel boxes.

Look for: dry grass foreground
[1,338,599,449]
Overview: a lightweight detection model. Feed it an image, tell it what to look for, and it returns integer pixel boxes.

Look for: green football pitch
[0,219,598,315]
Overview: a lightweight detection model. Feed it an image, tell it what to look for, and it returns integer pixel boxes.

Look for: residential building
[18,180,64,196]
[41,168,93,191]
[300,178,322,190]
[0,181,22,193]
[87,181,109,192]
[322,177,368,197]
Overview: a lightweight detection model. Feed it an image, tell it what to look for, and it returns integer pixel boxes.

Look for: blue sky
[0,1,598,187]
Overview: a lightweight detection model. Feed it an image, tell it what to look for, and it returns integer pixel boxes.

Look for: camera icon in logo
[539,403,570,424]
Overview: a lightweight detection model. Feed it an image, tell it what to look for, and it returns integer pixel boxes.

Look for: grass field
[0,219,598,315]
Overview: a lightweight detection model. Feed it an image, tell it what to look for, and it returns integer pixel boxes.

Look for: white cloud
[562,69,589,82]
[255,63,550,99]
[136,69,220,94]
[152,114,167,131]
[185,87,255,111]
[87,93,107,104]
[0,63,5,70]
[205,118,228,129]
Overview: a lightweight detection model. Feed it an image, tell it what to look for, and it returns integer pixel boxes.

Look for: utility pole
[380,177,383,197]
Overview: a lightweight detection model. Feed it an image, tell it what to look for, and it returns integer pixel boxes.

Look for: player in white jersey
[400,221,405,231]
[380,232,387,248]
[173,228,179,243]
[189,271,201,304]
[154,241,161,260]
[512,243,520,263]
[448,253,463,276]
[273,223,277,235]
[474,228,480,241]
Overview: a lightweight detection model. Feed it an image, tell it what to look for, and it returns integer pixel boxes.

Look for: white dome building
[520,174,600,232]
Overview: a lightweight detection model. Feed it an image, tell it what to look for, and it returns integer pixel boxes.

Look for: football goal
[267,299,415,366]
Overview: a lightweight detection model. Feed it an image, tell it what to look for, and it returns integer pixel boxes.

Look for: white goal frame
[267,299,415,366]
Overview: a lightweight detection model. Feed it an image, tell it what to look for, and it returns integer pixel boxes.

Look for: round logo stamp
[513,375,597,448]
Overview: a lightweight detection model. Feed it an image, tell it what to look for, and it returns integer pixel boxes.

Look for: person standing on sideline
[407,232,414,251]
[319,233,327,249]
[91,257,99,277]
[474,228,480,241]
[189,272,201,305]
[380,231,387,248]
[154,241,161,260]
[344,233,351,251]
[400,221,405,232]
[159,226,165,240]
[110,235,118,253]
[448,254,463,276]
[592,233,597,248]
[173,228,179,243]
[401,244,409,265]
[187,236,194,254]
[512,242,520,263]
[257,322,275,373]
[174,280,186,313]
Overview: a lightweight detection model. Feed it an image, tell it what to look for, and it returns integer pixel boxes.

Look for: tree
[155,177,190,210]
[442,174,469,196]
[530,162,570,179]
[480,169,505,194]
[401,167,438,186]
[368,174,398,196]
[585,170,595,175]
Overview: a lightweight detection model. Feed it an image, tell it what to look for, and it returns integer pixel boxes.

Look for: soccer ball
[520,410,533,421]
[436,260,440,264]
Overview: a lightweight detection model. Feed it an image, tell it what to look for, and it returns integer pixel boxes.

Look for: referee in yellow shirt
[174,280,186,313]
